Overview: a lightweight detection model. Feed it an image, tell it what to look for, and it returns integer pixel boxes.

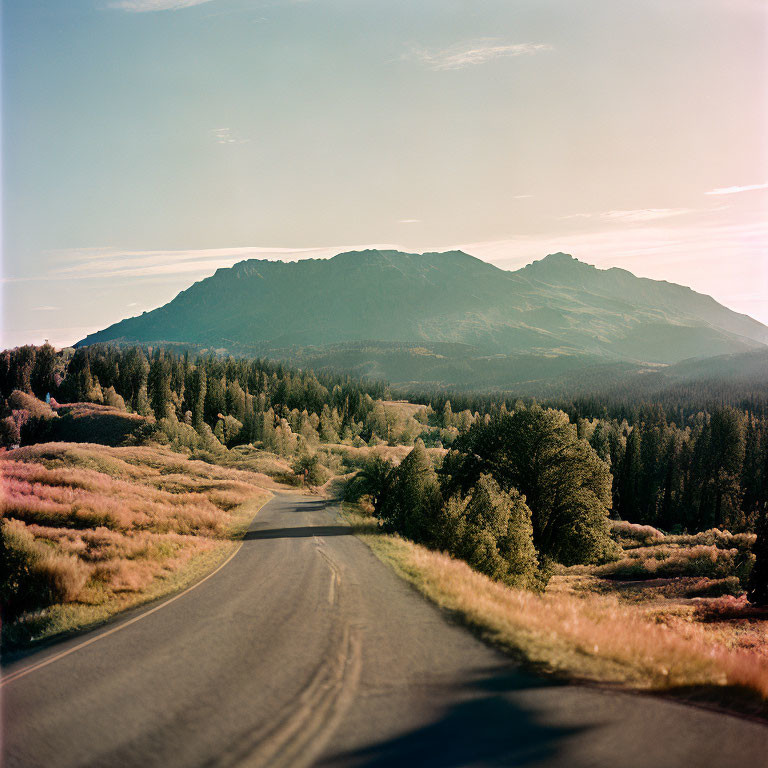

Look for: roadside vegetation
[344,507,768,716]
[1,442,271,650]
[341,405,768,716]
[2,342,768,718]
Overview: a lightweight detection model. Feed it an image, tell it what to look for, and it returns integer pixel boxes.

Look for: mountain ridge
[77,250,768,369]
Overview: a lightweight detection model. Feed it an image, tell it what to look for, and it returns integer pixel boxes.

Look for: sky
[2,0,767,348]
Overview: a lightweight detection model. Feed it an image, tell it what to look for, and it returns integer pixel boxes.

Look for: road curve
[3,494,767,767]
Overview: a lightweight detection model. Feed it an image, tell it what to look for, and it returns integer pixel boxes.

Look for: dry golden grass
[1,442,271,649]
[193,445,302,490]
[323,442,445,468]
[597,526,755,582]
[596,544,743,580]
[379,400,429,418]
[8,390,57,420]
[610,520,664,548]
[344,506,768,713]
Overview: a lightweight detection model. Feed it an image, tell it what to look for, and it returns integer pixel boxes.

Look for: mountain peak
[535,252,592,268]
[76,248,768,364]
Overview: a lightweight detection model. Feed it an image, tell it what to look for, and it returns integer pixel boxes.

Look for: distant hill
[77,250,768,386]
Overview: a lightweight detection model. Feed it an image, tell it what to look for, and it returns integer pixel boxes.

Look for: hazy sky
[2,0,767,347]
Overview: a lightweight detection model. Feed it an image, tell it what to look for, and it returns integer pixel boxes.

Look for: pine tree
[192,367,207,431]
[149,353,173,419]
[442,400,454,428]
[379,440,442,544]
[459,475,538,588]
[30,343,57,399]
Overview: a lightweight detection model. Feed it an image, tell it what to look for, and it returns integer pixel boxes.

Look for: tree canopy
[441,405,615,565]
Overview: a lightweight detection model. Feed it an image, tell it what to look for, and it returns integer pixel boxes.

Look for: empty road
[3,493,767,767]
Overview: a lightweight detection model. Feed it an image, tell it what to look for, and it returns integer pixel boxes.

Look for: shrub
[684,577,743,598]
[665,528,755,553]
[344,454,394,515]
[292,452,327,487]
[7,390,56,419]
[596,544,739,580]
[440,475,540,589]
[0,518,89,620]
[103,386,126,411]
[0,442,270,641]
[748,508,768,605]
[610,520,664,548]
[0,416,21,447]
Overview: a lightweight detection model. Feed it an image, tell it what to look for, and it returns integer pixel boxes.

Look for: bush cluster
[351,405,619,589]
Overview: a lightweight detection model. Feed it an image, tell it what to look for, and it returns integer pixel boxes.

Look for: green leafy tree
[617,425,641,522]
[441,405,616,565]
[205,375,227,426]
[191,366,207,431]
[103,386,126,410]
[445,475,539,588]
[345,454,394,515]
[12,346,36,393]
[694,409,746,529]
[293,452,326,488]
[226,380,247,422]
[442,400,454,428]
[319,404,340,443]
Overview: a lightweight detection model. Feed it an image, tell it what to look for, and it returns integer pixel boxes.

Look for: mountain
[77,250,768,379]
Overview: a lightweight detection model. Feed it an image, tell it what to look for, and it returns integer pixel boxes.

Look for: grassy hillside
[1,443,271,650]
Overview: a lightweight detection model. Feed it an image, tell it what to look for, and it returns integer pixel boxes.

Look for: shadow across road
[321,668,585,767]
[244,525,353,540]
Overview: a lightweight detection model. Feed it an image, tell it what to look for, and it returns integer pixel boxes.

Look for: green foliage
[441,405,616,566]
[156,415,203,451]
[379,441,442,544]
[436,475,540,589]
[29,343,57,399]
[103,386,126,410]
[222,415,243,446]
[344,454,394,514]
[292,452,327,487]
[0,416,21,447]
[4,343,767,553]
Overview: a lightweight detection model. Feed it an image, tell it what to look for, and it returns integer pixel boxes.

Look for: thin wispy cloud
[108,0,215,11]
[456,218,768,323]
[46,244,399,281]
[212,127,249,145]
[562,208,694,223]
[705,181,768,196]
[398,219,421,224]
[512,195,533,200]
[1,326,104,350]
[408,39,552,71]
[32,306,60,311]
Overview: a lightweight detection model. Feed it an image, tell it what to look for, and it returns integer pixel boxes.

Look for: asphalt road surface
[3,493,768,768]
